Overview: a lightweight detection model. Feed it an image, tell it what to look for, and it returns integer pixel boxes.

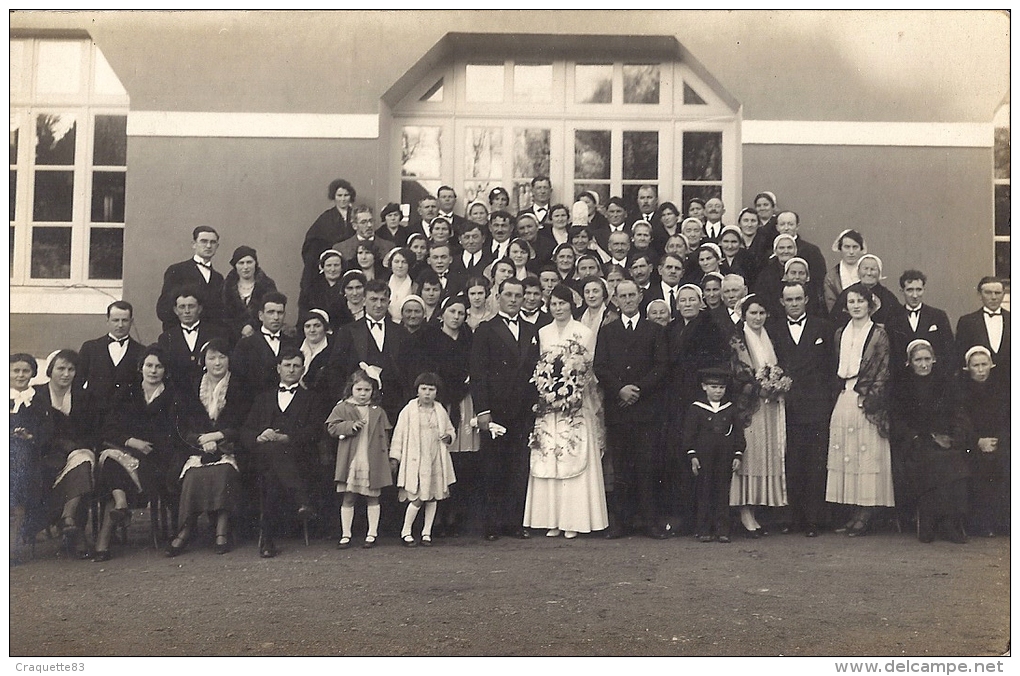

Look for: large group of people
[9,177,1010,563]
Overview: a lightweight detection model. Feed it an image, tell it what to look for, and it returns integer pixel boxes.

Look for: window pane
[681,185,722,212]
[401,126,442,178]
[401,179,442,212]
[89,227,123,279]
[514,64,552,103]
[31,226,71,278]
[512,182,533,213]
[623,131,658,180]
[10,41,27,97]
[10,116,19,165]
[995,184,1010,237]
[994,241,1010,280]
[465,64,504,103]
[419,78,444,103]
[683,132,722,181]
[573,183,610,208]
[574,130,611,180]
[33,170,74,222]
[513,128,550,179]
[36,41,82,95]
[623,65,660,104]
[93,115,127,166]
[995,127,1010,180]
[465,127,503,179]
[10,170,16,221]
[93,48,127,96]
[683,81,707,105]
[35,114,77,166]
[463,180,497,208]
[575,64,612,104]
[91,171,125,222]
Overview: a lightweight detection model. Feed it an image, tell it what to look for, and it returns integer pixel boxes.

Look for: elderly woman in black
[891,340,969,543]
[301,178,356,291]
[36,350,96,557]
[831,254,898,327]
[94,345,183,561]
[222,245,278,344]
[167,339,249,556]
[298,250,355,333]
[10,353,50,556]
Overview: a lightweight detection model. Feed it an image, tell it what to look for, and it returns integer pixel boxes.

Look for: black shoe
[92,550,111,563]
[401,535,417,547]
[165,534,188,558]
[336,537,352,550]
[214,535,231,555]
[260,540,277,558]
[362,536,377,549]
[511,528,531,539]
[420,535,433,547]
[699,534,714,543]
[744,527,761,539]
[847,520,869,537]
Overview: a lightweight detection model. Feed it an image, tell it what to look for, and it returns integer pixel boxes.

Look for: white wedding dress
[523,319,609,533]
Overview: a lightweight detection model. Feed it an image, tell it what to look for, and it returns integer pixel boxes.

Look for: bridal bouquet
[531,339,591,417]
[755,364,793,400]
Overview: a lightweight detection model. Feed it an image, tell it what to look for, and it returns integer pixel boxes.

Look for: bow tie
[109,336,129,346]
[502,315,519,327]
[521,310,537,319]
[182,325,200,335]
[907,307,921,317]
[984,309,1002,317]
[369,320,385,331]
[262,331,281,341]
[195,260,211,269]
[279,385,299,393]
[788,316,806,326]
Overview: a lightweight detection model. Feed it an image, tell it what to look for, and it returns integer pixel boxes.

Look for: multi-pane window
[10,38,128,287]
[993,103,1009,281]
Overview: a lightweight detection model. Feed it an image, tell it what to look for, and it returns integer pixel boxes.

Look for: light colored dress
[389,399,457,502]
[825,320,895,506]
[523,319,609,533]
[730,324,789,507]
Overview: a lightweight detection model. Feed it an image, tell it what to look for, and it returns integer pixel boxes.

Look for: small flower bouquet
[531,338,591,417]
[755,364,793,400]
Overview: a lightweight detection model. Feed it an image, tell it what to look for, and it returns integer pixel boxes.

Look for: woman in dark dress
[94,345,184,561]
[298,250,355,333]
[301,178,356,291]
[830,254,898,327]
[222,245,278,345]
[891,340,969,543]
[754,233,799,316]
[36,350,96,557]
[719,224,759,290]
[959,346,1010,537]
[375,202,409,247]
[166,339,249,556]
[10,353,50,555]
[735,208,770,277]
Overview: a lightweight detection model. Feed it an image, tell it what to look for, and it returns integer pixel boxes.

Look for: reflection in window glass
[465,64,504,103]
[574,130,611,180]
[623,65,660,104]
[623,131,658,180]
[33,170,74,222]
[995,184,1010,237]
[420,78,444,103]
[512,182,533,213]
[682,132,722,181]
[514,64,552,103]
[464,180,498,207]
[10,171,17,221]
[10,119,18,165]
[9,226,14,277]
[31,226,72,278]
[994,241,1010,280]
[402,127,442,178]
[89,227,123,279]
[682,185,722,212]
[93,48,127,96]
[575,64,612,104]
[513,128,550,179]
[465,127,503,179]
[401,180,442,215]
[36,114,77,166]
[91,172,125,222]
[93,116,128,166]
[995,127,1010,180]
[574,183,610,208]
[683,81,707,105]
[36,41,82,95]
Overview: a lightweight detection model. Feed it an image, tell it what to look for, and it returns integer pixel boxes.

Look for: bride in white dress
[523,283,609,538]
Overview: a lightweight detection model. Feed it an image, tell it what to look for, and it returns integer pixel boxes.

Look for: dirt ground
[8,517,1011,658]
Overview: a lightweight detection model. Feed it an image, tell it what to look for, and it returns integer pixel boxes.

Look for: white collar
[693,400,731,412]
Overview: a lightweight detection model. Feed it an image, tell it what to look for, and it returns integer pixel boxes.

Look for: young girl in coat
[327,366,392,549]
[389,372,456,547]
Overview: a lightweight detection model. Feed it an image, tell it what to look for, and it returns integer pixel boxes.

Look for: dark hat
[230,245,258,267]
[698,366,731,385]
[381,202,402,220]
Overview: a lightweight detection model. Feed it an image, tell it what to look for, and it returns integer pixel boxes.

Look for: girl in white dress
[524,284,609,537]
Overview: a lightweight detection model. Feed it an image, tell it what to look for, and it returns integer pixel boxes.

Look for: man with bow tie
[76,300,145,429]
[157,286,228,392]
[768,281,835,537]
[885,270,954,369]
[420,242,465,300]
[434,185,469,234]
[230,292,298,404]
[519,275,552,329]
[156,226,225,333]
[517,176,553,226]
[470,277,540,541]
[956,276,1011,385]
[450,220,492,278]
[628,184,660,230]
[407,194,440,239]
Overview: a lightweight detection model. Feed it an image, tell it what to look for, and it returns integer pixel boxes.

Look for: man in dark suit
[775,211,827,299]
[334,205,394,267]
[241,349,319,558]
[435,185,470,234]
[157,286,228,392]
[328,279,411,422]
[885,269,955,366]
[702,198,727,243]
[594,280,670,539]
[419,241,466,301]
[75,300,145,429]
[516,176,553,226]
[514,213,554,268]
[591,197,631,253]
[643,253,686,321]
[628,184,660,229]
[487,210,515,261]
[230,292,299,402]
[769,281,835,537]
[519,275,552,329]
[406,194,439,238]
[156,226,225,332]
[956,276,1010,383]
[470,278,540,541]
[450,220,493,279]
[711,273,746,340]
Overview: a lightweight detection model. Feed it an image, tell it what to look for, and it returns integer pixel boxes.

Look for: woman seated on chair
[166,339,250,557]
[36,349,96,559]
[94,345,184,562]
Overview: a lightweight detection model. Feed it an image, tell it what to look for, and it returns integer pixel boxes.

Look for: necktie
[669,289,676,311]
[984,309,1002,317]
[626,319,636,331]
[279,385,298,393]
[788,316,806,326]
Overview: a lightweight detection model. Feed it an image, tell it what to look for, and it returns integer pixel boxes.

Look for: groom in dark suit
[885,270,954,368]
[470,277,540,541]
[75,300,145,429]
[594,279,670,539]
[156,226,225,332]
[157,286,228,392]
[769,281,835,537]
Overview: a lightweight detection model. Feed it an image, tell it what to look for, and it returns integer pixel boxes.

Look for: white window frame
[10,37,129,314]
[993,103,1009,281]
